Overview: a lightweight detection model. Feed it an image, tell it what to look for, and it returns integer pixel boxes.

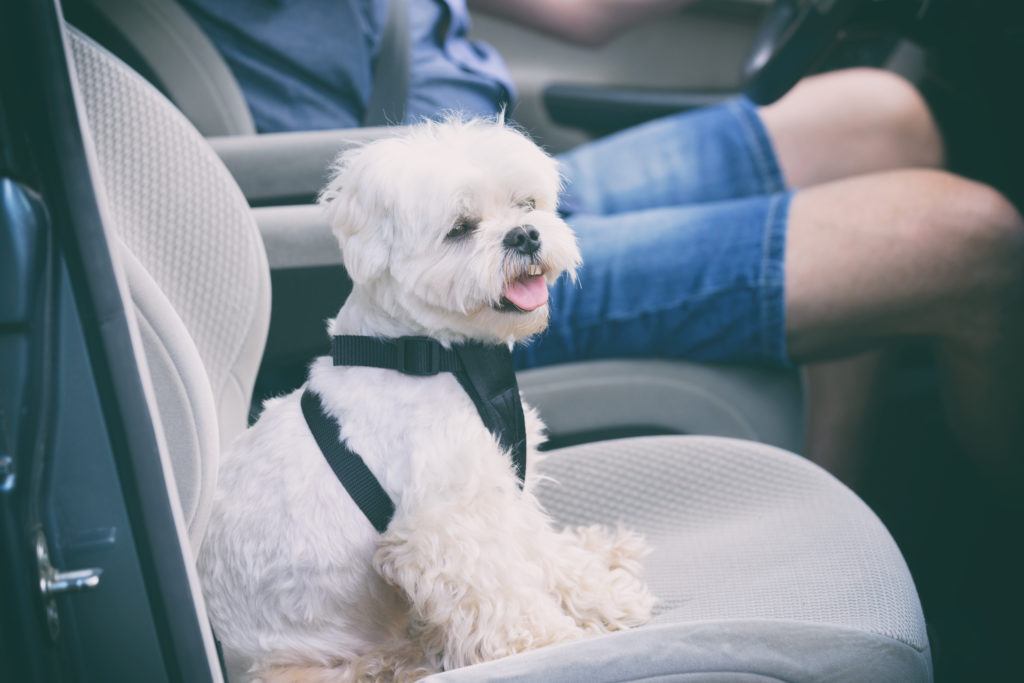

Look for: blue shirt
[180,0,515,132]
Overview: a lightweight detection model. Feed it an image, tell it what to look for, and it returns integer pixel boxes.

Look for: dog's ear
[319,147,394,284]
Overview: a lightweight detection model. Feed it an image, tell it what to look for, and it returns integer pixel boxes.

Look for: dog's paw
[552,525,657,633]
[575,524,653,578]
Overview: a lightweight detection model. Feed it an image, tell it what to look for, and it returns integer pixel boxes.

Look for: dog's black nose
[503,225,541,255]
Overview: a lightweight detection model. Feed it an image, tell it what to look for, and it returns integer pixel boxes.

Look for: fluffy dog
[198,118,656,682]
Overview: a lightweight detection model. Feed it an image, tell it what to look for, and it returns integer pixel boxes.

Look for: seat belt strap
[306,336,528,531]
[331,336,526,483]
[300,388,396,533]
[332,335,464,375]
[364,0,410,126]
[452,343,528,484]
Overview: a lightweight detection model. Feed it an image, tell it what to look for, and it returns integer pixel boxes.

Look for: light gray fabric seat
[68,26,931,682]
[70,28,270,549]
[84,0,257,136]
[431,436,930,681]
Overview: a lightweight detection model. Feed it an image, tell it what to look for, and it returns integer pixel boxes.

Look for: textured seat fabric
[84,0,257,136]
[432,436,932,681]
[70,28,271,547]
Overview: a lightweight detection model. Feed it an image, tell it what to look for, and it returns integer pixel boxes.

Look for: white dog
[198,118,656,682]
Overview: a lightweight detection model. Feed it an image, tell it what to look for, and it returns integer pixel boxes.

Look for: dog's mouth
[498,264,548,313]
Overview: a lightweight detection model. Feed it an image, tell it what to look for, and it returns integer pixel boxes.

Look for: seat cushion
[429,436,931,682]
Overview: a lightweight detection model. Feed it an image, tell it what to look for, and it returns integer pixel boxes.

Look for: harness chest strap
[301,336,528,532]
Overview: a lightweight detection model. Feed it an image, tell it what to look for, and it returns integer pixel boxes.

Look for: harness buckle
[396,336,441,376]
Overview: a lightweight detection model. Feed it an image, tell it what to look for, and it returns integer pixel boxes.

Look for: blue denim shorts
[512,96,793,370]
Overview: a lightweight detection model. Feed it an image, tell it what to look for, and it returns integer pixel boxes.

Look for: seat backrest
[69,27,271,548]
[76,0,257,136]
[76,0,413,134]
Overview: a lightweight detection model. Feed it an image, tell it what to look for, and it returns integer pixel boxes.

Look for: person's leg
[514,193,792,369]
[759,68,945,188]
[758,68,948,487]
[784,169,1024,493]
[555,96,785,215]
[549,68,1022,491]
[557,67,944,213]
[800,350,887,488]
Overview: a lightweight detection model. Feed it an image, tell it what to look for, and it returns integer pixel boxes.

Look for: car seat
[70,0,806,454]
[67,20,931,682]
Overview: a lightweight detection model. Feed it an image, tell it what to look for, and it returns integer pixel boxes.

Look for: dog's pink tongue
[504,275,549,311]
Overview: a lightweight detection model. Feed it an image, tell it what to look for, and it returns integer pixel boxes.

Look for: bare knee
[763,68,945,186]
[929,174,1024,330]
[834,68,945,169]
[973,187,1024,304]
[783,169,1022,357]
[946,177,1023,279]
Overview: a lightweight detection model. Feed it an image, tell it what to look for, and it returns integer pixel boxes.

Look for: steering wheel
[741,0,868,105]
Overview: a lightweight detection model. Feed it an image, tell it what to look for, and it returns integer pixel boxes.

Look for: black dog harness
[300,336,527,532]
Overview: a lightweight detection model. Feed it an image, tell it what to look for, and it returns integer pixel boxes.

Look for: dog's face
[320,119,581,343]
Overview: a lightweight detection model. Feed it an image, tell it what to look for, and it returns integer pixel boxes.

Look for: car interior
[1,0,1020,681]
[62,0,810,456]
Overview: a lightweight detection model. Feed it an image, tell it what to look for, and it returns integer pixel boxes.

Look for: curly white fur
[198,118,655,682]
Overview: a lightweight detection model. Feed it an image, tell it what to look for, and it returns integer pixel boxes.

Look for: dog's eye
[446,219,477,241]
[519,198,537,211]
